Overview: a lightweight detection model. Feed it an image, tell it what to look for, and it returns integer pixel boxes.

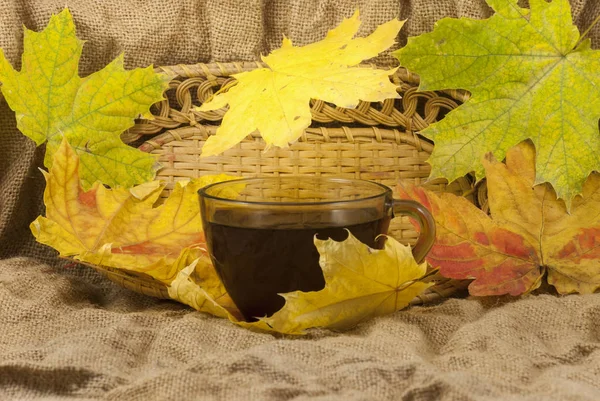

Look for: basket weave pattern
[97,62,474,305]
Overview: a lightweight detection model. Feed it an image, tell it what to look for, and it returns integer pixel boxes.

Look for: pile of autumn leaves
[2,0,600,334]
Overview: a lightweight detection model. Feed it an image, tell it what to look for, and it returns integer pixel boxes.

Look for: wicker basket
[92,62,473,305]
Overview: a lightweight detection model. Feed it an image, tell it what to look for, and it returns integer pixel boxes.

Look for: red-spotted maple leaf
[398,141,600,296]
[31,138,238,283]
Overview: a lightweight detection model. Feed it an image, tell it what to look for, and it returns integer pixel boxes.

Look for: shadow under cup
[199,177,435,322]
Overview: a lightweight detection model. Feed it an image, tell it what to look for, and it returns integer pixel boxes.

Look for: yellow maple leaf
[197,10,403,156]
[261,232,432,334]
[168,247,242,319]
[31,138,238,281]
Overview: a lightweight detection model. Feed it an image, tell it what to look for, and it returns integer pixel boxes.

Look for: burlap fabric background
[1,1,600,400]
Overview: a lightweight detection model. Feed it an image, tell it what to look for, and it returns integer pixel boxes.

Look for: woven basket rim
[124,61,470,145]
[152,62,470,102]
[137,125,436,153]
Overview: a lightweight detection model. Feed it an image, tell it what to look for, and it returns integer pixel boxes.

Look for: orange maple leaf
[31,138,238,283]
[398,141,600,296]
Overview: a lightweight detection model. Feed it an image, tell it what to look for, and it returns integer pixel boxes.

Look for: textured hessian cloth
[1,1,600,400]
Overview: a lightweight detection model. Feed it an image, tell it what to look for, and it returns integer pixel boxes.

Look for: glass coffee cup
[199,177,435,321]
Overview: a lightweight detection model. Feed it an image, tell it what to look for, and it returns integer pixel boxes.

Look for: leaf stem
[577,13,600,48]
[203,80,238,105]
[397,267,439,291]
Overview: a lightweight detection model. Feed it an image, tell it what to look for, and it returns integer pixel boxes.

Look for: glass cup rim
[198,176,393,207]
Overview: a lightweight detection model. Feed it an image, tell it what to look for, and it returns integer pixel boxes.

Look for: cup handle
[391,199,436,263]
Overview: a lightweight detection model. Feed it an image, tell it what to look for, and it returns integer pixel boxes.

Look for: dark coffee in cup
[204,208,391,320]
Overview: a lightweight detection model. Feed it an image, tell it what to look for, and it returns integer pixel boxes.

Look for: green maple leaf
[394,0,600,207]
[0,8,171,188]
